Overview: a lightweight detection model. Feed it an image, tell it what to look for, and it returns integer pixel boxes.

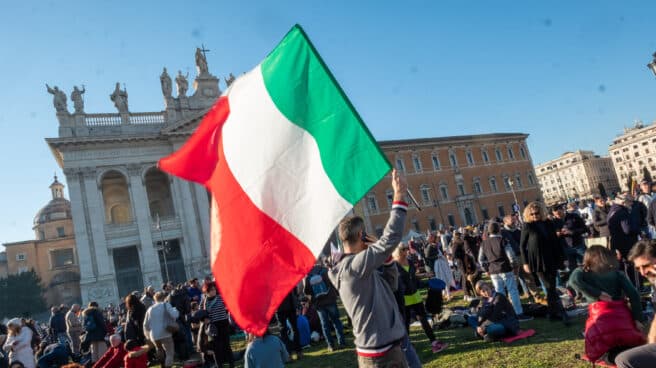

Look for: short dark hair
[124,294,139,310]
[338,216,365,243]
[487,222,500,235]
[202,281,217,294]
[88,301,98,308]
[124,339,140,351]
[628,240,656,262]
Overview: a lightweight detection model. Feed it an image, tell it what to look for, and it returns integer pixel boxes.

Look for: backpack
[309,271,329,298]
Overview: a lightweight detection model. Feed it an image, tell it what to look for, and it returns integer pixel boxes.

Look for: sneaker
[517,314,534,322]
[431,341,448,353]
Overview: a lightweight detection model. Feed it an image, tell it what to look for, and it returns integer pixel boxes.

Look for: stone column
[171,178,203,264]
[81,167,112,277]
[80,167,118,306]
[63,168,95,284]
[192,183,210,258]
[126,164,163,288]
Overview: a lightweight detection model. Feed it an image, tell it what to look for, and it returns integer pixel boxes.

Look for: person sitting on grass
[567,245,646,364]
[244,328,289,368]
[469,281,519,342]
[92,334,125,368]
[123,340,150,368]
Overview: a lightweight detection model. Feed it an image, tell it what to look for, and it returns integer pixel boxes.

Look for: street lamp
[508,177,521,213]
[431,183,445,228]
[155,213,170,283]
[648,52,656,77]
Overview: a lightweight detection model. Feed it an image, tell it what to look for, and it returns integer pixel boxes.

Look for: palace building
[354,133,542,235]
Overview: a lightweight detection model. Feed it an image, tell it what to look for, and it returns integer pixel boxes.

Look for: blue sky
[2,1,656,245]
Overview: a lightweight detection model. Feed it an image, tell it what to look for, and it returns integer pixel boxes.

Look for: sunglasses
[400,247,410,251]
[530,212,541,216]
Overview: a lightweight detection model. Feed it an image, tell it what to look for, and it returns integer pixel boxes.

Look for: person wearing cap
[552,202,587,270]
[2,319,35,368]
[593,195,610,238]
[608,193,642,287]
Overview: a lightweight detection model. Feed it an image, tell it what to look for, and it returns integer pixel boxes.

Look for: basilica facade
[46,49,225,307]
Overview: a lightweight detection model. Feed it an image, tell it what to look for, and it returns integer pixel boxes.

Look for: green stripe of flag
[261,24,391,204]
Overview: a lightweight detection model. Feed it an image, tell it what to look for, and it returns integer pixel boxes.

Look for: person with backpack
[167,285,192,361]
[478,222,532,322]
[302,263,345,351]
[80,302,108,365]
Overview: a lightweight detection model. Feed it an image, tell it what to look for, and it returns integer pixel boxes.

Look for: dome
[33,197,72,226]
[33,174,72,227]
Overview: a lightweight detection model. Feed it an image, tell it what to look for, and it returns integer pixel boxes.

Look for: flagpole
[406,189,422,211]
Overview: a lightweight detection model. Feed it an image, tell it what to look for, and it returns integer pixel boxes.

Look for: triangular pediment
[161,108,209,135]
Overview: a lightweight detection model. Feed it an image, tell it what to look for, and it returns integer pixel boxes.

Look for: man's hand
[391,169,408,202]
[523,264,530,274]
[476,326,484,336]
[598,292,612,302]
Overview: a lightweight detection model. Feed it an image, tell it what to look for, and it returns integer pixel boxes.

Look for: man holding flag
[329,169,410,367]
[159,24,393,338]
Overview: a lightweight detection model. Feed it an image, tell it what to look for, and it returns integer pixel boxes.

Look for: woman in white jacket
[143,291,179,368]
[2,318,35,368]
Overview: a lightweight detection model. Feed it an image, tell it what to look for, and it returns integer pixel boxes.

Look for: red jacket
[124,347,149,368]
[585,300,645,361]
[93,345,127,368]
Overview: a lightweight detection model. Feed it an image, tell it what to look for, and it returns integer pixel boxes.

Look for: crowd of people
[3,171,656,368]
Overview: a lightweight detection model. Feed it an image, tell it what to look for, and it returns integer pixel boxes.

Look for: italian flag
[159,25,390,335]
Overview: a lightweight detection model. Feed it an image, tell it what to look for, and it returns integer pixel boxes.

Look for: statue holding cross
[195,45,210,76]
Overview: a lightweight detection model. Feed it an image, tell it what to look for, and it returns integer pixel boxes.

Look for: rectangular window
[520,147,527,159]
[495,149,503,161]
[482,151,490,163]
[498,205,506,217]
[490,178,498,193]
[16,253,26,261]
[481,208,489,220]
[447,214,456,227]
[396,158,405,173]
[508,148,515,160]
[51,248,75,268]
[57,227,65,237]
[420,187,431,203]
[367,195,378,212]
[449,154,458,168]
[515,176,523,188]
[440,186,449,200]
[474,182,482,194]
[386,192,393,208]
[18,267,28,274]
[466,152,474,166]
[432,155,441,170]
[412,156,422,172]
[457,183,465,196]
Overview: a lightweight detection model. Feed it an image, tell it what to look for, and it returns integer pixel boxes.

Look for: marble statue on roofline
[46,84,68,114]
[195,47,209,76]
[110,82,129,113]
[160,67,172,98]
[225,73,236,87]
[71,85,85,114]
[176,70,189,97]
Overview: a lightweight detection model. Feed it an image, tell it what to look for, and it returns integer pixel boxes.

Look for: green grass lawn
[217,293,592,368]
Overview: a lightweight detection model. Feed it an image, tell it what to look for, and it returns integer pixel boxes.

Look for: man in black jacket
[593,195,610,238]
[479,222,531,321]
[552,203,587,269]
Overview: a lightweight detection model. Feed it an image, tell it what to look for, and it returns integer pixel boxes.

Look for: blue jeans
[490,272,523,315]
[468,316,508,340]
[564,245,585,269]
[316,303,345,348]
[400,333,421,368]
